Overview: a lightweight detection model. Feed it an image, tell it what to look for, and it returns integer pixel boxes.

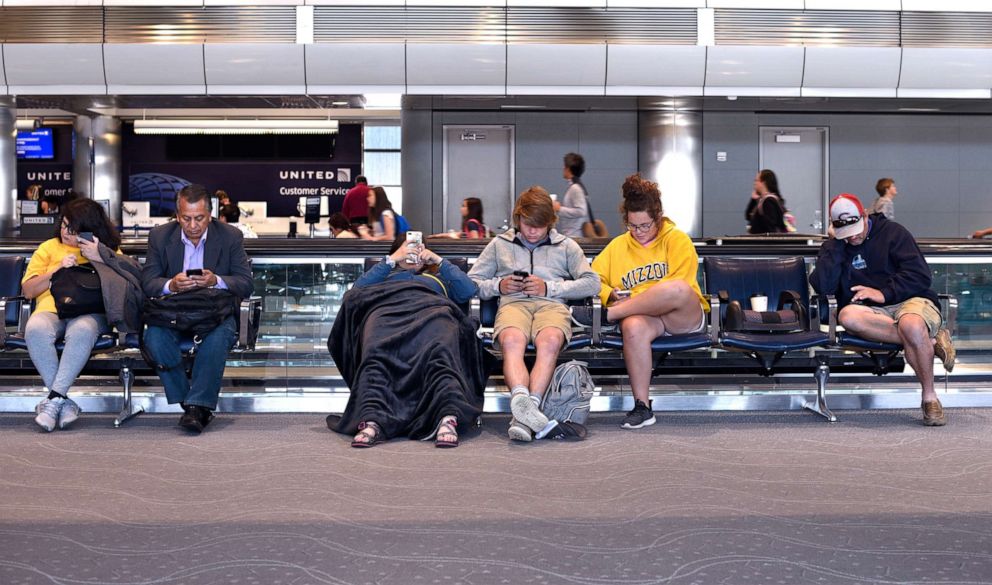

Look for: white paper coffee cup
[750,294,768,312]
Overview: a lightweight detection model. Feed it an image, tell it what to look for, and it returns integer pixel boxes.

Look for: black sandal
[434,416,459,449]
[351,421,383,448]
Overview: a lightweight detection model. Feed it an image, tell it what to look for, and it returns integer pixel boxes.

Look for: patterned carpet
[1,408,991,585]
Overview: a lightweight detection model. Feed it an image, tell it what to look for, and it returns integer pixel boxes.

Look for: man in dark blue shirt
[810,193,955,427]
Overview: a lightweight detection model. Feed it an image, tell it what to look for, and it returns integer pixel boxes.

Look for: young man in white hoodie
[468,186,601,441]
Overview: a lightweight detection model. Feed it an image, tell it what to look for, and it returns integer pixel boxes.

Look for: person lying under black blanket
[327,240,484,448]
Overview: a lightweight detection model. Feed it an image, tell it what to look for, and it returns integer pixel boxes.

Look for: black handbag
[142,287,238,338]
[50,264,104,320]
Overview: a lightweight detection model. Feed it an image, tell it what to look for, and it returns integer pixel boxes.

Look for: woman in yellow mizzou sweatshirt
[591,174,709,430]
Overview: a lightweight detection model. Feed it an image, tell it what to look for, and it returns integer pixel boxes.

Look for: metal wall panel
[902,12,992,48]
[506,44,606,94]
[899,48,992,93]
[204,43,305,94]
[0,7,103,43]
[606,45,705,95]
[104,44,207,95]
[715,9,900,47]
[802,47,901,95]
[105,6,296,43]
[3,44,106,94]
[406,44,506,95]
[305,43,405,94]
[704,45,804,94]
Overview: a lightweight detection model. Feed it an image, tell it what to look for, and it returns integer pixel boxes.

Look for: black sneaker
[621,399,656,430]
[542,420,588,441]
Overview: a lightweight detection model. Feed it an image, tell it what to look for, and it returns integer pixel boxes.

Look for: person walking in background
[810,193,955,426]
[591,174,708,430]
[554,153,591,238]
[341,175,370,227]
[23,198,141,432]
[869,178,897,219]
[746,169,789,234]
[215,189,232,208]
[468,186,600,442]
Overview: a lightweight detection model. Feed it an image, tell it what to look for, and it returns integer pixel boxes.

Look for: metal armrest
[470,297,481,322]
[236,296,263,351]
[0,296,28,344]
[826,295,838,345]
[591,296,602,345]
[809,294,822,329]
[708,294,721,344]
[938,294,957,337]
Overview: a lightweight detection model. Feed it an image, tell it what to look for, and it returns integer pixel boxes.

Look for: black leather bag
[50,264,104,320]
[142,288,238,338]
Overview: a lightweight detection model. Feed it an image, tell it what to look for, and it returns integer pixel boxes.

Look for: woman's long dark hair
[57,198,121,250]
[758,169,786,206]
[461,197,484,232]
[368,186,393,224]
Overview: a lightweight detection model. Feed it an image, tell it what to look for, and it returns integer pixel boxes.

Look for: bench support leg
[803,363,837,422]
[114,358,144,428]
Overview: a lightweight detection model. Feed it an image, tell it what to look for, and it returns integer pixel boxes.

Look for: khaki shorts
[867,297,942,338]
[493,299,572,347]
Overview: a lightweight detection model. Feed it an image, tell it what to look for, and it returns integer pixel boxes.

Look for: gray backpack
[540,360,595,424]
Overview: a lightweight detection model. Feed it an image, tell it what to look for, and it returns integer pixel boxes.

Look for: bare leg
[608,280,701,333]
[897,315,937,402]
[529,328,565,397]
[838,305,902,344]
[621,315,668,403]
[499,328,530,391]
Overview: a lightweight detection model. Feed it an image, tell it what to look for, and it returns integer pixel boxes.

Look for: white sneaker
[508,417,533,442]
[34,398,62,432]
[58,398,81,429]
[510,393,550,433]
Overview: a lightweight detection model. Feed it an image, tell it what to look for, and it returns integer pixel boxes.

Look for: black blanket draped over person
[327,278,486,440]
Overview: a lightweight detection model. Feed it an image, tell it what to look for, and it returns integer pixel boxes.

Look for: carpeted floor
[2,408,992,585]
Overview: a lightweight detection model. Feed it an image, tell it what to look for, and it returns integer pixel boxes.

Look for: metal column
[73,115,123,224]
[0,98,16,237]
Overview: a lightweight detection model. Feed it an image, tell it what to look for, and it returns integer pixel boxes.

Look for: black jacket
[809,213,938,308]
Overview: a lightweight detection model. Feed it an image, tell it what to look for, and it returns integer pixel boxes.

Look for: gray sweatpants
[25,311,108,397]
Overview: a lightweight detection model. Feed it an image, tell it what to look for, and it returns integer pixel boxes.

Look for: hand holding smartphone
[78,232,94,242]
[512,270,529,280]
[186,268,203,277]
[406,231,423,263]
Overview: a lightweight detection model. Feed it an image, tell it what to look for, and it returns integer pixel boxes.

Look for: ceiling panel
[606,45,705,95]
[204,43,305,95]
[305,43,405,94]
[105,44,206,95]
[406,44,506,95]
[704,45,804,95]
[3,43,106,95]
[506,44,606,95]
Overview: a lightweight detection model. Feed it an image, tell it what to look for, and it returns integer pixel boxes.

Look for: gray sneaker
[34,397,63,432]
[58,398,81,429]
[508,417,533,442]
[510,393,550,433]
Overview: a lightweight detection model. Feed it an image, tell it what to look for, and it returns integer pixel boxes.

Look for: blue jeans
[142,316,237,410]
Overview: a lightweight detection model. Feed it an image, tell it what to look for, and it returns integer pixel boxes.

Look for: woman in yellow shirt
[591,174,708,430]
[22,198,121,432]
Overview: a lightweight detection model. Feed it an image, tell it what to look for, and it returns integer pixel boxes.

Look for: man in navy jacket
[810,193,955,426]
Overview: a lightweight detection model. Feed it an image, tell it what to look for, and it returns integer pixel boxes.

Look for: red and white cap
[829,193,866,240]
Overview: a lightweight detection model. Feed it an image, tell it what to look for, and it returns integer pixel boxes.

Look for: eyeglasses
[626,220,655,234]
[831,215,861,229]
[60,220,77,235]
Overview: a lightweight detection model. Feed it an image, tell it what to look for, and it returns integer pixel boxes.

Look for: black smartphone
[512,270,529,278]
[78,232,94,242]
[186,268,203,277]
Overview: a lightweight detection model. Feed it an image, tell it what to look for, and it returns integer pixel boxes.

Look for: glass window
[364,125,401,150]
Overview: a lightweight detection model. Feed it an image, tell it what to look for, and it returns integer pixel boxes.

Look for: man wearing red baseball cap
[810,193,955,426]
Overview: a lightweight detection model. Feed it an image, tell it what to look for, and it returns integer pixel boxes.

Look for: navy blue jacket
[809,214,938,308]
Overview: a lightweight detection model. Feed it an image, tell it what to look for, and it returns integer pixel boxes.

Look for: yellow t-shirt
[22,238,88,315]
[591,218,708,310]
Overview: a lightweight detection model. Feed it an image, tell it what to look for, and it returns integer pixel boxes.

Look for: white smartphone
[406,231,423,262]
[616,289,632,300]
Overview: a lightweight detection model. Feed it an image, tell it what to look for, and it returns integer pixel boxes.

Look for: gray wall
[702,112,992,238]
[402,109,638,236]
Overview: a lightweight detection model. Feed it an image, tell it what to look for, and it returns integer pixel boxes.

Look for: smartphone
[512,270,529,279]
[616,289,632,300]
[186,268,203,277]
[406,231,423,262]
[78,232,94,242]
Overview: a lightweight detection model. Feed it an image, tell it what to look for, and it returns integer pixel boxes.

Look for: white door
[443,125,514,234]
[759,127,829,234]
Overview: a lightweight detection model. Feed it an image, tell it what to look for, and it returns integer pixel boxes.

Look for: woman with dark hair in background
[329,213,358,238]
[555,152,591,238]
[22,198,142,432]
[358,186,403,242]
[746,169,789,234]
[461,197,487,238]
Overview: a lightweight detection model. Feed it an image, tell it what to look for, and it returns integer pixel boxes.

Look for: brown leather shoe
[922,400,947,427]
[934,328,956,373]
